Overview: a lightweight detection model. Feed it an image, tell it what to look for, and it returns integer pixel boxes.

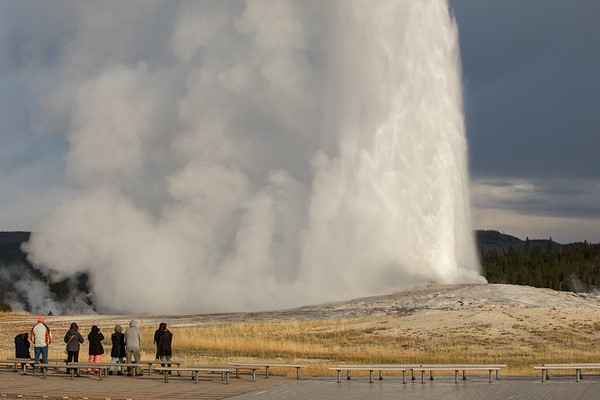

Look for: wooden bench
[0,358,27,373]
[0,357,68,374]
[33,362,146,380]
[414,365,505,383]
[33,362,108,380]
[110,362,145,377]
[329,365,413,383]
[156,366,234,384]
[331,364,506,384]
[139,360,182,375]
[228,363,306,381]
[534,363,600,382]
[0,358,33,373]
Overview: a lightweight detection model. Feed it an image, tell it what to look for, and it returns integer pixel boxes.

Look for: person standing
[14,332,31,371]
[157,323,173,368]
[64,323,84,375]
[109,325,126,375]
[124,319,142,376]
[87,325,104,374]
[153,323,165,360]
[30,316,52,373]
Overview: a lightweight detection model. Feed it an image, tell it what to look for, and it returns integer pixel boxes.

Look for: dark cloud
[450,0,600,179]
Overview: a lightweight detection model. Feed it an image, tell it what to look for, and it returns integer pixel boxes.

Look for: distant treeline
[477,230,600,292]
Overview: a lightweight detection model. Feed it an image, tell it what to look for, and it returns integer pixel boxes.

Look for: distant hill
[475,230,583,252]
[476,230,525,251]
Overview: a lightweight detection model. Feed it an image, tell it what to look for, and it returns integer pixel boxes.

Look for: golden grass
[2,310,600,377]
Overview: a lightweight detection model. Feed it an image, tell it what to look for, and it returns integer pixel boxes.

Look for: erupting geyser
[25,0,483,314]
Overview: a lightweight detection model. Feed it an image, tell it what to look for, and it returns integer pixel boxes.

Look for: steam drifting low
[25,0,483,313]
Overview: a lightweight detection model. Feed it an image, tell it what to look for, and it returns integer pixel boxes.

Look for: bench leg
[195,371,199,383]
[463,370,467,380]
[347,370,351,380]
[265,366,269,378]
[296,367,301,379]
[252,369,256,382]
[454,371,459,383]
[379,370,383,380]
[541,369,546,382]
[402,370,406,384]
[369,370,373,383]
[488,370,492,383]
[235,368,239,379]
[430,370,434,381]
[411,368,415,380]
[577,369,581,382]
[163,371,169,383]
[496,369,500,380]
[337,370,341,383]
[421,371,425,384]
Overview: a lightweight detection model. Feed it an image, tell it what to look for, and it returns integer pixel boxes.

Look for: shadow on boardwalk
[0,369,291,400]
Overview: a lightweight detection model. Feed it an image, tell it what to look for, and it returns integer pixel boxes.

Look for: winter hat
[70,322,78,330]
[37,316,45,323]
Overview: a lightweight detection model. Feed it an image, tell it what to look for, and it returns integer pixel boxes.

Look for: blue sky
[1,1,599,244]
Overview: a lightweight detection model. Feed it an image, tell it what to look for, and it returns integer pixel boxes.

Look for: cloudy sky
[1,0,599,244]
[451,0,600,243]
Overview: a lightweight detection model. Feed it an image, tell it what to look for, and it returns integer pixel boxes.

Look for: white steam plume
[25,0,483,313]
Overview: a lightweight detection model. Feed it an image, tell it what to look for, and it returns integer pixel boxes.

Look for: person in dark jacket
[15,332,31,358]
[14,332,31,371]
[157,323,173,368]
[153,322,166,360]
[87,325,104,374]
[64,323,84,375]
[109,325,126,375]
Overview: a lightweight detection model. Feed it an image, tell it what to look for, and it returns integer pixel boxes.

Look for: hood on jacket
[129,319,137,327]
[91,325,100,333]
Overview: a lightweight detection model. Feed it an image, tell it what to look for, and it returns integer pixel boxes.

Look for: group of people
[15,317,172,377]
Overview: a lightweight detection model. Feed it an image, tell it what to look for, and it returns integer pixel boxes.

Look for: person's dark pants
[67,351,79,374]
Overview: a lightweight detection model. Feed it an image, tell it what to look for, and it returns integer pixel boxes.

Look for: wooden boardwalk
[0,369,292,400]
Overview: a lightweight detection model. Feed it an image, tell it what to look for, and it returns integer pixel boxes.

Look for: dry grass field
[2,283,600,377]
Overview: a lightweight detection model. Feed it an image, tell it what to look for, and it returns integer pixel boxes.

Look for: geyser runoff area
[25,0,483,314]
